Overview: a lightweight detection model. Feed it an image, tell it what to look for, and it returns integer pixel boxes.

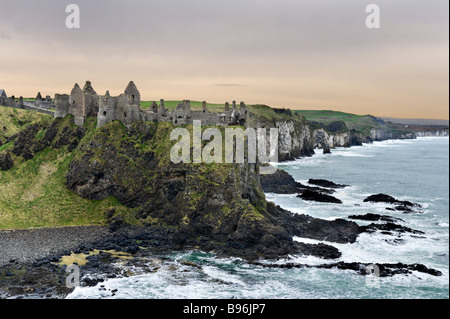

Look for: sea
[67,137,449,299]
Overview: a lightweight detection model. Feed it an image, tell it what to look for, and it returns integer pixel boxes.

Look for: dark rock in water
[364,193,422,213]
[295,242,341,259]
[259,169,336,194]
[126,244,139,254]
[364,193,397,204]
[252,261,442,277]
[348,213,404,223]
[298,189,342,204]
[383,238,405,245]
[393,205,423,214]
[408,263,443,276]
[83,277,105,287]
[308,179,348,189]
[259,168,303,194]
[282,211,361,244]
[360,222,425,235]
[364,193,421,207]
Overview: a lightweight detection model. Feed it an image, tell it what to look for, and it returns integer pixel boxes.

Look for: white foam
[332,150,374,158]
[68,137,449,299]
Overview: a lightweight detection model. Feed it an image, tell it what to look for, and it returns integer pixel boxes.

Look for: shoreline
[277,135,449,165]
[0,224,176,299]
[1,136,447,299]
[0,225,110,267]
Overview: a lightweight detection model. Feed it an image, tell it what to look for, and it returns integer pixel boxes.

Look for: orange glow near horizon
[1,0,448,120]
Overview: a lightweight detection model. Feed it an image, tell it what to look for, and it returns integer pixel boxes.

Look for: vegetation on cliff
[295,109,418,140]
[0,105,361,260]
[0,110,132,229]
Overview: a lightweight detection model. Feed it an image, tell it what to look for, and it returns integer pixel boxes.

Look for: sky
[0,0,448,119]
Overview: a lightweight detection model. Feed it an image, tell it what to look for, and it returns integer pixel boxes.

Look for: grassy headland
[295,109,413,137]
[0,108,133,229]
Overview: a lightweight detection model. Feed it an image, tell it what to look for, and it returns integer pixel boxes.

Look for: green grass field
[0,108,133,230]
[294,110,369,122]
[294,110,386,135]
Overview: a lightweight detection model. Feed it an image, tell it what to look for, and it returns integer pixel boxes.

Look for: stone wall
[97,92,117,128]
[54,94,70,118]
[21,102,55,116]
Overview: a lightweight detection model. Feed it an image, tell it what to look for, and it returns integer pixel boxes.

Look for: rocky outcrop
[258,168,303,194]
[360,222,425,236]
[369,128,416,141]
[259,169,337,195]
[348,213,404,223]
[309,117,427,151]
[310,121,364,150]
[364,193,423,213]
[0,113,361,261]
[287,213,360,243]
[313,129,331,154]
[10,123,43,160]
[0,151,14,171]
[65,119,362,260]
[307,179,348,189]
[252,261,442,277]
[297,189,342,204]
[3,116,85,168]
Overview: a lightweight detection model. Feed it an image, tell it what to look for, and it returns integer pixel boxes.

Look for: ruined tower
[69,83,85,126]
[97,90,118,128]
[35,92,42,103]
[83,81,99,116]
[124,81,140,106]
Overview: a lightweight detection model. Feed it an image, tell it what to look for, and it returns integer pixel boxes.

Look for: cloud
[0,0,448,119]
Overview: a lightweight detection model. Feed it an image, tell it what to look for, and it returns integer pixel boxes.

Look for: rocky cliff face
[246,109,369,159]
[238,107,445,160]
[369,128,416,141]
[65,118,361,260]
[325,130,364,148]
[415,130,449,137]
[247,106,315,161]
[310,120,422,152]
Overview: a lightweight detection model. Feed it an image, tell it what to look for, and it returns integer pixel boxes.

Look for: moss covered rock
[0,151,14,171]
[64,120,362,260]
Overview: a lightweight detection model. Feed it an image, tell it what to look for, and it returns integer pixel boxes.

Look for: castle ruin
[54,81,249,128]
[0,89,23,109]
